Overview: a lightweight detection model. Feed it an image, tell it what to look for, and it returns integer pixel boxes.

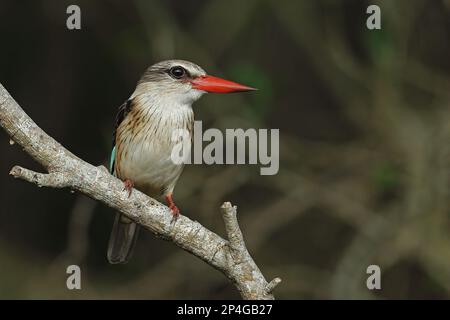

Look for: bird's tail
[107,213,140,264]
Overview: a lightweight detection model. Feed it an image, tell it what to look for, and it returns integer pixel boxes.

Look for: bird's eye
[169,66,186,79]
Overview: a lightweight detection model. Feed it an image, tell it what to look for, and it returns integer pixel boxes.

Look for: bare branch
[266,277,282,294]
[221,202,246,260]
[220,202,281,299]
[0,82,279,300]
[10,166,72,188]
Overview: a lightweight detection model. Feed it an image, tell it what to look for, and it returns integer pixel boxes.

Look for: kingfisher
[107,59,256,264]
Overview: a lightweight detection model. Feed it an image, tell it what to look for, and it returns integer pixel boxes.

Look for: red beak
[191,75,257,93]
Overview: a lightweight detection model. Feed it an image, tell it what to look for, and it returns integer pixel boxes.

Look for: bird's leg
[123,179,134,198]
[165,193,180,218]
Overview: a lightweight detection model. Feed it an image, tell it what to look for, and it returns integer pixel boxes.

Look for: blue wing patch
[110,146,116,176]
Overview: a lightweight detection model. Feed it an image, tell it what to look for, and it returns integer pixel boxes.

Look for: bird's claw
[166,193,180,221]
[169,204,180,220]
[123,179,134,198]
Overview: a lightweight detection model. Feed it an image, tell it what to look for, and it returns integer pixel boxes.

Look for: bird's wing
[110,99,133,175]
[108,98,140,264]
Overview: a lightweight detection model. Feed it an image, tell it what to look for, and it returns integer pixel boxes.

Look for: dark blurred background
[1,0,449,299]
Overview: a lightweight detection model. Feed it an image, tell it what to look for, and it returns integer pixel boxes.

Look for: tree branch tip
[9,165,24,178]
[8,165,70,189]
[221,201,233,209]
[266,277,282,293]
[221,202,237,215]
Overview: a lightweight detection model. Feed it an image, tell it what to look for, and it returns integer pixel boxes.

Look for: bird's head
[134,60,256,105]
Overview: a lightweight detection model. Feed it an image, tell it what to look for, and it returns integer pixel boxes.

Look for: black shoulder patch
[112,99,133,147]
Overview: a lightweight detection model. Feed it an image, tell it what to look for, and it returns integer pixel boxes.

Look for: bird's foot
[165,193,180,220]
[169,204,180,219]
[123,179,134,198]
